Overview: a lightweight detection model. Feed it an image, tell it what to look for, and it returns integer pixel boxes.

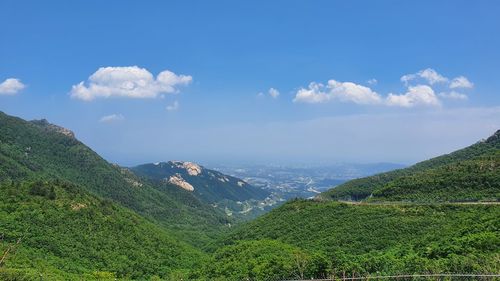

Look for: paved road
[337,200,500,206]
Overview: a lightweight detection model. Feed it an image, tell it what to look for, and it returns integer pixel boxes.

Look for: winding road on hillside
[337,200,500,206]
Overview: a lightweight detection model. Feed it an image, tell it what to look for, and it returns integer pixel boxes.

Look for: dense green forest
[0,180,206,280]
[0,111,499,280]
[206,200,499,280]
[321,130,500,202]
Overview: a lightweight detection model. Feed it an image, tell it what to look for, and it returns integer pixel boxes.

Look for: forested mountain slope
[320,130,500,202]
[0,180,205,280]
[132,161,269,203]
[0,112,229,244]
[132,161,270,217]
[206,199,499,280]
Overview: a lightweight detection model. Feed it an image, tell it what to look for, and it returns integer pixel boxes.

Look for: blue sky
[1,0,499,166]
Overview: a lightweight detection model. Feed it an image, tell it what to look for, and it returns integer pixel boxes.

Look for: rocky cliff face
[167,173,195,191]
[31,119,75,138]
[169,161,202,176]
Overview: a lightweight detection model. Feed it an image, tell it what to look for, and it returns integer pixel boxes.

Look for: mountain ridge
[320,129,500,202]
[132,160,270,217]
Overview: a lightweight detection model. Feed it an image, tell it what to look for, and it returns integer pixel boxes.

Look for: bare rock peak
[169,160,203,176]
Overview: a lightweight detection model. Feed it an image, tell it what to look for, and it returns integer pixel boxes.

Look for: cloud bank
[70,66,192,101]
[294,68,473,108]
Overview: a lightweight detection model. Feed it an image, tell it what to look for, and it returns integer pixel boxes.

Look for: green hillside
[132,161,270,218]
[132,161,269,203]
[321,130,500,202]
[207,199,499,280]
[0,112,229,245]
[0,179,205,280]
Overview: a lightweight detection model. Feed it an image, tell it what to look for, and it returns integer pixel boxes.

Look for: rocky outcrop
[132,160,270,201]
[31,119,75,138]
[171,161,203,176]
[167,174,195,191]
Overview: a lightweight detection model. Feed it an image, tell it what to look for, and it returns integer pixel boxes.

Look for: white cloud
[268,88,280,98]
[293,80,382,105]
[70,66,192,101]
[450,76,473,89]
[367,78,378,85]
[386,85,440,108]
[0,78,26,95]
[257,92,265,98]
[293,68,475,108]
[99,114,125,123]
[439,91,468,100]
[401,68,448,85]
[166,100,179,111]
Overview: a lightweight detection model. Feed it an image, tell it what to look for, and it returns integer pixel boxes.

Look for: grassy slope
[321,130,500,202]
[0,180,205,280]
[0,111,229,245]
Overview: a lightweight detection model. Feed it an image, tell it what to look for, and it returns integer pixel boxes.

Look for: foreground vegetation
[0,180,206,280]
[205,199,499,280]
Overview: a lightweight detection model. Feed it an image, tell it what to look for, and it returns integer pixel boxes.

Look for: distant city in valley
[211,163,405,214]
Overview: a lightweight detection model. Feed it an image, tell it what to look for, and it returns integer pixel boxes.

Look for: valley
[0,112,498,280]
[2,3,499,280]
[211,163,405,217]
